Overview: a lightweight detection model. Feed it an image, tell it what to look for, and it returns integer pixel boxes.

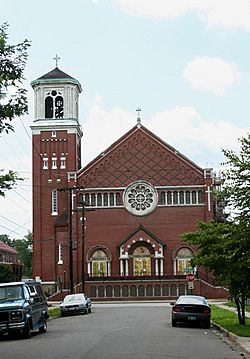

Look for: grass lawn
[48,306,61,319]
[211,305,250,337]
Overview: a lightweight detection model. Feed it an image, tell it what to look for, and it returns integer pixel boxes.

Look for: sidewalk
[212,303,250,356]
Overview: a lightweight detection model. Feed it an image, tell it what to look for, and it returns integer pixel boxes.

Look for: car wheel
[22,320,31,339]
[39,319,47,333]
[171,319,177,327]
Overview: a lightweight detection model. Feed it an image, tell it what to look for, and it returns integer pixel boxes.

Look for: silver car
[60,293,92,316]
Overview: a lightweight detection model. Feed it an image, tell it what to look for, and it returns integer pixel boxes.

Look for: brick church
[30,66,228,300]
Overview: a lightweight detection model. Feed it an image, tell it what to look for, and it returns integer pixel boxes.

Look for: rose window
[123,181,158,216]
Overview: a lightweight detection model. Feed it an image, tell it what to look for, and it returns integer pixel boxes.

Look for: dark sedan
[171,295,211,328]
[60,293,92,316]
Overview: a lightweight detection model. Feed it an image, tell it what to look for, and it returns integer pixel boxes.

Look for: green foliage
[0,23,31,133]
[0,234,12,246]
[182,221,250,325]
[0,169,23,196]
[0,23,30,196]
[0,263,14,282]
[0,232,32,278]
[211,305,250,337]
[221,133,250,225]
[48,307,61,318]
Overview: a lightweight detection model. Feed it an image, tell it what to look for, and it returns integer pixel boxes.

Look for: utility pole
[77,201,95,293]
[58,186,84,294]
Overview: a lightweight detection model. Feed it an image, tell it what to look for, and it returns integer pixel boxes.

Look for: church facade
[31,67,228,300]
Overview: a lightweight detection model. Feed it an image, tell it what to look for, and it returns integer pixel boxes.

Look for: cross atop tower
[136,107,142,127]
[53,54,61,68]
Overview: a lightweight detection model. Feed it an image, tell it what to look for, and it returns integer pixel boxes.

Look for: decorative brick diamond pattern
[79,131,204,188]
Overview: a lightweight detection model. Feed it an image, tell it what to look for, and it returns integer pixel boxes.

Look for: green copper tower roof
[31,67,82,92]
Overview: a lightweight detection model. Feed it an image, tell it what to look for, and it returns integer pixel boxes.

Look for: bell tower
[30,62,82,283]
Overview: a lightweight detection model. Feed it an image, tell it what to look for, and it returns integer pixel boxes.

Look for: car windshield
[0,285,24,302]
[177,296,207,305]
[64,294,84,303]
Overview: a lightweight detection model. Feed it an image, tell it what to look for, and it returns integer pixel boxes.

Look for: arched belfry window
[45,96,53,118]
[45,90,64,119]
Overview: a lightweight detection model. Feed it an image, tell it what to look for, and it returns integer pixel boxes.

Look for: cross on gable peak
[136,107,142,127]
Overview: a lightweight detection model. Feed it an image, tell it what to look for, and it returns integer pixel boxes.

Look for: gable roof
[118,225,166,248]
[0,240,18,254]
[77,124,206,188]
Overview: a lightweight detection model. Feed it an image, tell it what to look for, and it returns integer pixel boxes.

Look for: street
[0,303,247,359]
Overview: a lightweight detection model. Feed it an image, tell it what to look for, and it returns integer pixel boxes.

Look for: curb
[212,321,249,356]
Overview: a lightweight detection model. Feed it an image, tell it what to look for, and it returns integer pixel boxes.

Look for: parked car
[0,280,49,338]
[60,293,92,316]
[171,295,211,328]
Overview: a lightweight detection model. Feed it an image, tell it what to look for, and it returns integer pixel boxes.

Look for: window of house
[176,248,193,274]
[52,157,57,169]
[45,90,64,119]
[97,193,102,207]
[60,157,66,169]
[91,250,108,276]
[110,193,114,206]
[133,246,151,276]
[43,158,48,169]
[51,189,58,215]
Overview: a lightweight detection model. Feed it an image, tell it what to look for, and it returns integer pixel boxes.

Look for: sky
[0,0,250,240]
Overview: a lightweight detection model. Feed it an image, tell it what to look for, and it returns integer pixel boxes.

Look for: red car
[171,295,211,328]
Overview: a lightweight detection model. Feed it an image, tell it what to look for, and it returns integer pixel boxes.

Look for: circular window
[123,181,158,216]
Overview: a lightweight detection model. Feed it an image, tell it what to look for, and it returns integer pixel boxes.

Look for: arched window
[116,193,121,205]
[91,193,96,206]
[192,190,197,204]
[45,96,53,118]
[179,191,184,204]
[133,246,151,276]
[97,193,102,207]
[173,191,178,204]
[160,191,165,205]
[91,250,108,277]
[55,96,64,118]
[103,193,108,206]
[175,248,193,274]
[198,190,203,203]
[110,193,114,206]
[167,191,172,205]
[45,90,64,119]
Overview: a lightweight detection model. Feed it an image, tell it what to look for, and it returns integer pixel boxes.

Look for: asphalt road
[0,303,247,359]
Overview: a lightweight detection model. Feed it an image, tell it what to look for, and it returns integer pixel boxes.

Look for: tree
[182,134,250,325]
[0,263,14,282]
[0,232,33,278]
[0,233,12,246]
[13,232,32,278]
[182,221,250,325]
[221,133,250,225]
[0,23,31,196]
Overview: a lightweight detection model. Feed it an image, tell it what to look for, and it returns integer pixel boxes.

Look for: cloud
[183,57,242,95]
[82,101,249,167]
[113,0,250,31]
